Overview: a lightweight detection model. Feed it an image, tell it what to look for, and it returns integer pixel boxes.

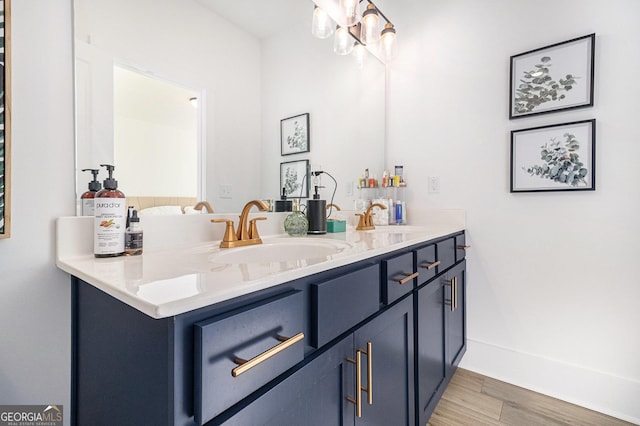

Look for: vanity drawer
[382,251,416,304]
[311,264,380,348]
[437,238,455,272]
[415,243,439,285]
[456,233,469,262]
[194,291,304,425]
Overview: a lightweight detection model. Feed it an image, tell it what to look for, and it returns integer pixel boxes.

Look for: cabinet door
[416,279,446,426]
[353,296,415,426]
[218,336,354,426]
[445,260,466,375]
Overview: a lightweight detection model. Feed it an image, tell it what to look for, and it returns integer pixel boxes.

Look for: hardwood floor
[428,369,634,426]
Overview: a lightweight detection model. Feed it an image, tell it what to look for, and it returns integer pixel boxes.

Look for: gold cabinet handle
[420,260,441,270]
[231,332,304,377]
[445,278,454,312]
[346,350,363,417]
[457,245,471,250]
[393,271,419,285]
[346,341,373,417]
[364,341,373,405]
[453,276,458,310]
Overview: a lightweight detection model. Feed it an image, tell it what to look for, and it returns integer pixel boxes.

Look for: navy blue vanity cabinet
[193,291,305,425]
[353,295,415,426]
[436,238,456,272]
[311,264,380,348]
[415,278,446,426]
[414,236,466,426]
[445,260,467,376]
[415,243,439,285]
[216,285,415,425]
[455,234,469,262]
[71,230,467,426]
[215,336,354,425]
[381,251,416,305]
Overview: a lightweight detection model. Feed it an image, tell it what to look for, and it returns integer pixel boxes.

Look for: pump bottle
[80,168,102,216]
[307,186,327,234]
[125,209,143,256]
[94,164,126,258]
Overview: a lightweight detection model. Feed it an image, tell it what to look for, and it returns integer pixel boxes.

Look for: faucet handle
[355,213,369,231]
[248,217,267,240]
[212,219,238,246]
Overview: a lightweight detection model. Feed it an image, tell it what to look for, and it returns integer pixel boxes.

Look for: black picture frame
[510,119,595,193]
[280,159,309,198]
[0,0,11,239]
[509,33,595,119]
[280,113,310,156]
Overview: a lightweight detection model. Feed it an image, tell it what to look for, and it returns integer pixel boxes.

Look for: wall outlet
[428,176,440,194]
[219,184,232,199]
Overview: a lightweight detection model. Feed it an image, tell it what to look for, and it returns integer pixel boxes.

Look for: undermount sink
[208,237,353,265]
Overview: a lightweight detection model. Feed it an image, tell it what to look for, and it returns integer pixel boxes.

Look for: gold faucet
[193,201,214,213]
[212,200,269,248]
[355,203,387,231]
[326,203,341,211]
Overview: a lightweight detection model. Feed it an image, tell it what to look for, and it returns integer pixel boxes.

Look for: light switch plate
[219,184,232,199]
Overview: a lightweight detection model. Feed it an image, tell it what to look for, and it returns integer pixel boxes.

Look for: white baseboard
[459,338,640,425]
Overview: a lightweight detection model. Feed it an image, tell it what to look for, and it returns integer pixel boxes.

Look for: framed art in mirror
[510,34,595,119]
[510,119,595,193]
[0,0,10,239]
[280,159,309,199]
[281,113,309,155]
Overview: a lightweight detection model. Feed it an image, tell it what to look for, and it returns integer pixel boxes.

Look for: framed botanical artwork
[510,119,595,193]
[281,113,309,155]
[0,0,10,239]
[280,159,309,198]
[510,33,595,119]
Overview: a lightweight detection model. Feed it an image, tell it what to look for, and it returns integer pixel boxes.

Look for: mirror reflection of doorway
[113,65,202,199]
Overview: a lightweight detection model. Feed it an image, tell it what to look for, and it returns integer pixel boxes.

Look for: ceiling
[196,0,310,39]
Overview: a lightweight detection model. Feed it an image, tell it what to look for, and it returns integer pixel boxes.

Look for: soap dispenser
[307,186,327,234]
[274,187,293,212]
[80,168,102,216]
[94,164,127,258]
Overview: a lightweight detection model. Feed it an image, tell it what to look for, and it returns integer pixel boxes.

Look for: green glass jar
[284,211,308,237]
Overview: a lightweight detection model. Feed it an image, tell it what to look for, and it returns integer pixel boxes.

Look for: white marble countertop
[56,211,465,319]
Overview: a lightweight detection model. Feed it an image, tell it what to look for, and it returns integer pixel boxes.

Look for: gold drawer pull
[453,276,458,310]
[445,278,455,312]
[420,260,440,270]
[457,245,471,250]
[232,332,304,377]
[393,271,419,285]
[346,341,373,417]
[364,341,373,405]
[346,350,363,417]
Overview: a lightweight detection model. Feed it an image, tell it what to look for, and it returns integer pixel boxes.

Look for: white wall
[386,0,640,422]
[260,13,386,209]
[3,1,639,425]
[0,1,75,423]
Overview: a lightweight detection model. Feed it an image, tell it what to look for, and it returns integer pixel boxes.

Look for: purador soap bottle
[80,168,102,216]
[94,164,126,258]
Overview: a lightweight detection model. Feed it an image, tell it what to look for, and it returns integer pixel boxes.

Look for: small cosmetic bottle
[125,209,143,256]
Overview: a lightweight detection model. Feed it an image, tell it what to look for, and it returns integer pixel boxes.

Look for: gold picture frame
[0,0,10,238]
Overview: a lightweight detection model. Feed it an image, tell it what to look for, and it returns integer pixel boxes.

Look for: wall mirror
[73,0,386,214]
